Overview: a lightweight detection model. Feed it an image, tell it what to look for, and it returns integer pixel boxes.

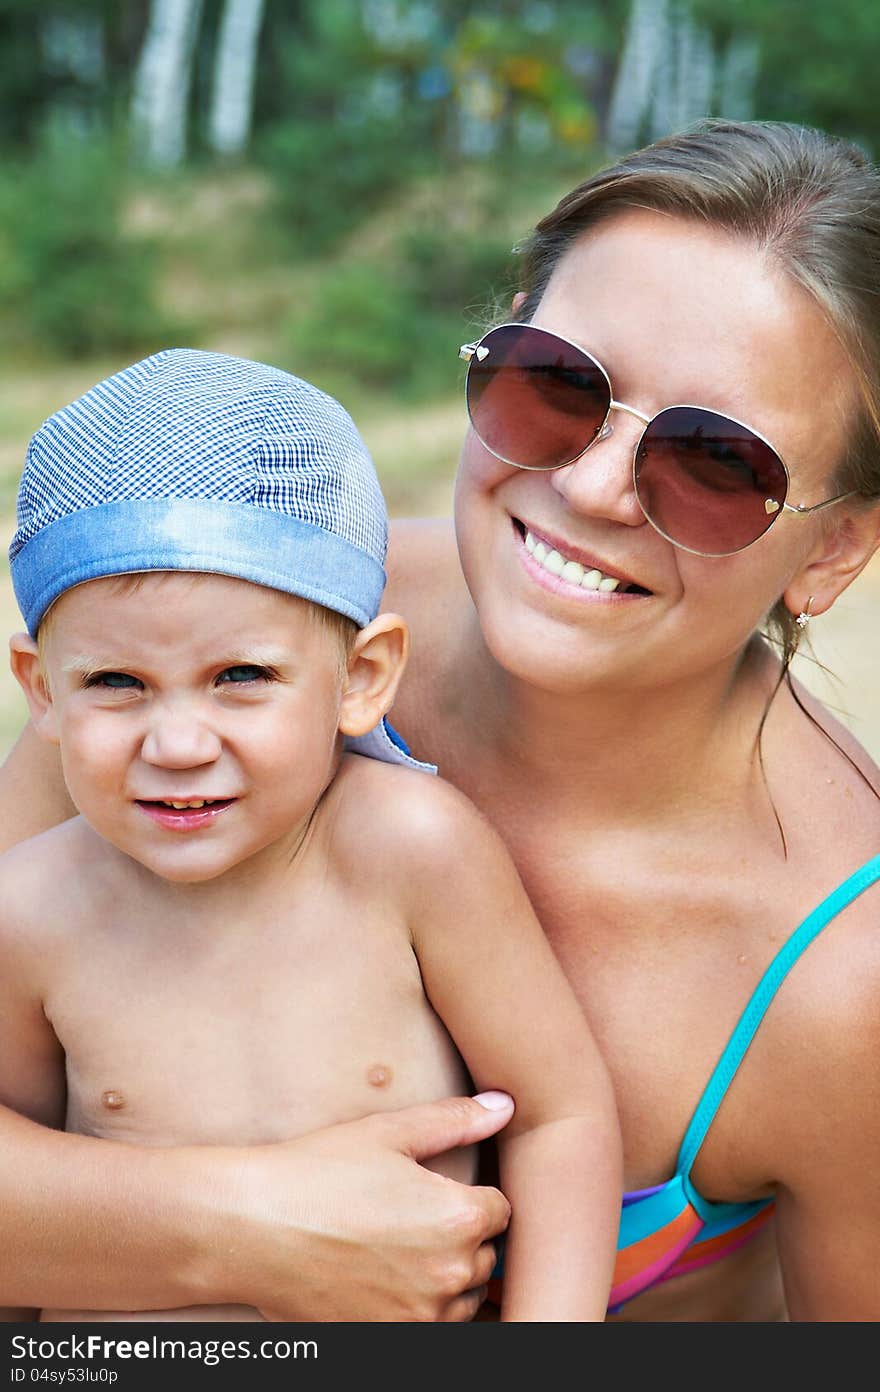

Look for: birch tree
[605,0,669,154]
[130,0,205,168]
[718,33,759,121]
[649,4,714,141]
[207,0,268,158]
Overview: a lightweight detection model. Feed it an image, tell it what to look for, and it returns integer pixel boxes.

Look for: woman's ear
[511,290,528,316]
[338,614,410,739]
[9,633,59,744]
[783,505,880,620]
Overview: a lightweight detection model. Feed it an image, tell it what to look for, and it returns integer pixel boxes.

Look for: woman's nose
[549,414,647,528]
[140,705,222,769]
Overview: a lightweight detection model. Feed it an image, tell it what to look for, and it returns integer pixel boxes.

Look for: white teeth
[524,530,626,593]
[561,560,585,585]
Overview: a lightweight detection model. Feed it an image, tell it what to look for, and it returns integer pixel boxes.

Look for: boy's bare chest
[47,899,469,1147]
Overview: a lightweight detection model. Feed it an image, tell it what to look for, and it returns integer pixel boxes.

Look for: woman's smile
[514,518,654,599]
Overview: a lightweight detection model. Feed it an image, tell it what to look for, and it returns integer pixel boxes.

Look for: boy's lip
[134,798,237,832]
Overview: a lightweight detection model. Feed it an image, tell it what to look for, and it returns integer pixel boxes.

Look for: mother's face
[453,209,861,695]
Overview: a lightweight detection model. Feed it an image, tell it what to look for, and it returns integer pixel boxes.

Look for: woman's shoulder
[758,642,880,852]
[788,672,880,796]
[385,516,469,622]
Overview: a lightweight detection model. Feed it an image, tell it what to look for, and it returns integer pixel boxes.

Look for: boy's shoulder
[329,752,506,881]
[0,816,108,940]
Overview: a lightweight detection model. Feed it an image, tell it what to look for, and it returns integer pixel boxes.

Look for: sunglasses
[459,322,855,557]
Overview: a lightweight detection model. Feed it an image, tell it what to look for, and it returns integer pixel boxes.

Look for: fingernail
[473,1090,513,1111]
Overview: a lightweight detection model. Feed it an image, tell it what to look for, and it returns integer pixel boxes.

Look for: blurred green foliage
[258,0,612,254]
[283,210,517,402]
[691,0,880,153]
[0,124,179,358]
[0,0,879,397]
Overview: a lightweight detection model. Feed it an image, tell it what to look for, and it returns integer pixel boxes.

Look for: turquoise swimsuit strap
[678,853,880,1189]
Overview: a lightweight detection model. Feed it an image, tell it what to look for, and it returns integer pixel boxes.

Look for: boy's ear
[783,505,880,621]
[338,613,409,739]
[9,633,59,744]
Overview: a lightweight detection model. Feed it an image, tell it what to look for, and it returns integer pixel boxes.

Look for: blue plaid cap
[10,348,389,637]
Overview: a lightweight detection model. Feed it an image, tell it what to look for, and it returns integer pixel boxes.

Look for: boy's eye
[217,665,272,685]
[85,671,142,690]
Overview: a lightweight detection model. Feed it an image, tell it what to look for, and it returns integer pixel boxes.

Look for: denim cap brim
[11,497,385,637]
[10,348,389,637]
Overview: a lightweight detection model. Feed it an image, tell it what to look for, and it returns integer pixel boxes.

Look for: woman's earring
[796,596,815,629]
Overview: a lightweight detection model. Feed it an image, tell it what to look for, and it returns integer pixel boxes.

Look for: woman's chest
[480,809,800,1190]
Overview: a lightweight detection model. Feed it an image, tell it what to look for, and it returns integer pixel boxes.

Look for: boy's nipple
[101,1089,126,1110]
[366,1064,392,1089]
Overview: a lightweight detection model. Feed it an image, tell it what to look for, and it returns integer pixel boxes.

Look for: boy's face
[33,572,351,883]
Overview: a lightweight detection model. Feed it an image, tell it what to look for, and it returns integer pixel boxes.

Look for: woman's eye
[217,665,271,685]
[707,444,753,476]
[85,671,141,690]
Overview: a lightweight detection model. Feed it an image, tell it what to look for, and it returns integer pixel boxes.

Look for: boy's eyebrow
[61,654,110,674]
[60,646,292,674]
[216,647,291,668]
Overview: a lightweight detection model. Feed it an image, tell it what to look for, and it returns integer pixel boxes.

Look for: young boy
[0,350,621,1322]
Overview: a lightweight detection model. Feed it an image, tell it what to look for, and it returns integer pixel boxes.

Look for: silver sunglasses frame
[459,322,856,558]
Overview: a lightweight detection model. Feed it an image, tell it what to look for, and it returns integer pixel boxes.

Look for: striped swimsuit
[490,852,880,1314]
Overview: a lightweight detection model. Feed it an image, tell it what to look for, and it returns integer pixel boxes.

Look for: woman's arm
[0,1096,513,1320]
[0,723,76,853]
[772,956,880,1321]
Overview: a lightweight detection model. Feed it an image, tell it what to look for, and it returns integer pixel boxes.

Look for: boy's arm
[0,890,68,1320]
[0,723,76,854]
[405,778,623,1322]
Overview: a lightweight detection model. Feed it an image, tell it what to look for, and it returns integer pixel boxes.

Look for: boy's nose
[140,707,222,769]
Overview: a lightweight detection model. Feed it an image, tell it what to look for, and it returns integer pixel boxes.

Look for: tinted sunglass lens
[466,325,610,470]
[634,406,788,555]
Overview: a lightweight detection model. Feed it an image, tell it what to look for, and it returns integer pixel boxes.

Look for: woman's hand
[224,1094,514,1322]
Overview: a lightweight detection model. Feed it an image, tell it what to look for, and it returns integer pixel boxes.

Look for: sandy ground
[0,504,877,765]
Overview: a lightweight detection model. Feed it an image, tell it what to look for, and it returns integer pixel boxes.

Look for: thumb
[380,1092,515,1163]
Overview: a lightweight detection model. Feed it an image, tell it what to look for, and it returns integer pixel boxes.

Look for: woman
[3,118,880,1320]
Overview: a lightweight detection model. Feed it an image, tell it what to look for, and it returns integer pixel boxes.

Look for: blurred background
[0,0,877,761]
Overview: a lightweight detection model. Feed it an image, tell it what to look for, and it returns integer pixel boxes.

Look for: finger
[468,1181,512,1239]
[471,1241,500,1289]
[380,1093,515,1163]
[443,1285,490,1323]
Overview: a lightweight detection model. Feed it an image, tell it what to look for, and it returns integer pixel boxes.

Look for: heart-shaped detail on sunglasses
[764,499,781,515]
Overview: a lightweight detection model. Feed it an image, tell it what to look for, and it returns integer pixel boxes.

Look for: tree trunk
[605,0,669,154]
[130,0,205,168]
[207,0,268,158]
